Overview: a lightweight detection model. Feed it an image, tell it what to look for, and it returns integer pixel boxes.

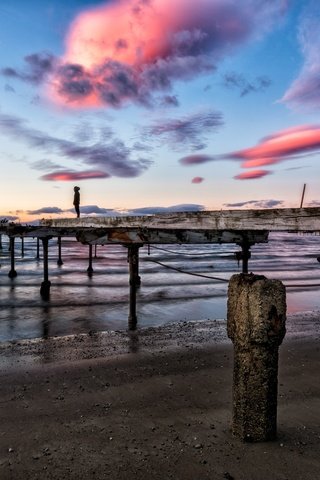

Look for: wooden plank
[75,229,269,245]
[39,208,320,232]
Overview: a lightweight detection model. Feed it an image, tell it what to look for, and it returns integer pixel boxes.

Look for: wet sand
[0,314,319,480]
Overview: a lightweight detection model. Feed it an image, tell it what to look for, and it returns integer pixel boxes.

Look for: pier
[1,206,320,441]
[1,208,320,310]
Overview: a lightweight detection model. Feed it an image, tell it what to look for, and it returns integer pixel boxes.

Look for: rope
[147,244,235,256]
[146,259,230,282]
[147,259,320,288]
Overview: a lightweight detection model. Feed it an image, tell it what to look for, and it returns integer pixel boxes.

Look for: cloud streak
[180,124,320,179]
[0,112,151,179]
[281,7,320,110]
[128,204,205,215]
[27,207,64,215]
[224,199,284,208]
[234,169,271,180]
[40,170,110,181]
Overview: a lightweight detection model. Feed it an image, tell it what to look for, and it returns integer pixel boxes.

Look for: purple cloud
[159,95,180,107]
[143,111,223,151]
[192,177,204,184]
[1,52,56,85]
[0,112,152,178]
[222,72,271,96]
[27,207,64,215]
[73,205,117,215]
[180,154,216,165]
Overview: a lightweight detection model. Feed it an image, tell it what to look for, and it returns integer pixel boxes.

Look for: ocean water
[0,232,320,342]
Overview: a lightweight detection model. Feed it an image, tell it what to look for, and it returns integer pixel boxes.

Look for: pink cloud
[46,0,287,108]
[40,170,110,181]
[232,125,320,165]
[234,170,271,180]
[192,176,204,183]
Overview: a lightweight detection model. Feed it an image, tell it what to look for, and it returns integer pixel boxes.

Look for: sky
[0,0,320,223]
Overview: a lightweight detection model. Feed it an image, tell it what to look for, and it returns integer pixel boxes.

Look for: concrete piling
[227,273,286,442]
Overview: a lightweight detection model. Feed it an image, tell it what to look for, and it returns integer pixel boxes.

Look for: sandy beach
[0,313,319,480]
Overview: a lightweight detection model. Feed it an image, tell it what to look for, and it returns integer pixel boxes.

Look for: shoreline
[0,310,319,370]
[0,312,319,479]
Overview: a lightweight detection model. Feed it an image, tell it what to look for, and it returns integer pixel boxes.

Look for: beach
[0,313,319,480]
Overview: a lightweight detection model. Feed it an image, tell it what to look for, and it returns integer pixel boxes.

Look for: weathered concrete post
[227,274,286,442]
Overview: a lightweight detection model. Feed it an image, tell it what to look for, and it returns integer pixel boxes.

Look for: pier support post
[8,237,17,278]
[21,236,24,258]
[227,274,286,442]
[87,244,94,275]
[57,236,63,266]
[40,237,51,300]
[235,239,252,273]
[0,234,2,249]
[36,238,40,260]
[127,244,142,329]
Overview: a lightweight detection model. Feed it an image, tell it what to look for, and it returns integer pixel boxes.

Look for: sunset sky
[0,0,319,222]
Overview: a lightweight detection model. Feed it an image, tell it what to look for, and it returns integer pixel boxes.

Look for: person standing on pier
[73,186,80,218]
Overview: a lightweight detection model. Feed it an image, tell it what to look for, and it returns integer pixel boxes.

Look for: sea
[1,232,320,342]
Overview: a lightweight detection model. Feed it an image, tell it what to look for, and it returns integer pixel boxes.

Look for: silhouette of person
[73,186,80,218]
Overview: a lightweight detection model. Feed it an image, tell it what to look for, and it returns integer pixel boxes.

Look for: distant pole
[300,183,306,208]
